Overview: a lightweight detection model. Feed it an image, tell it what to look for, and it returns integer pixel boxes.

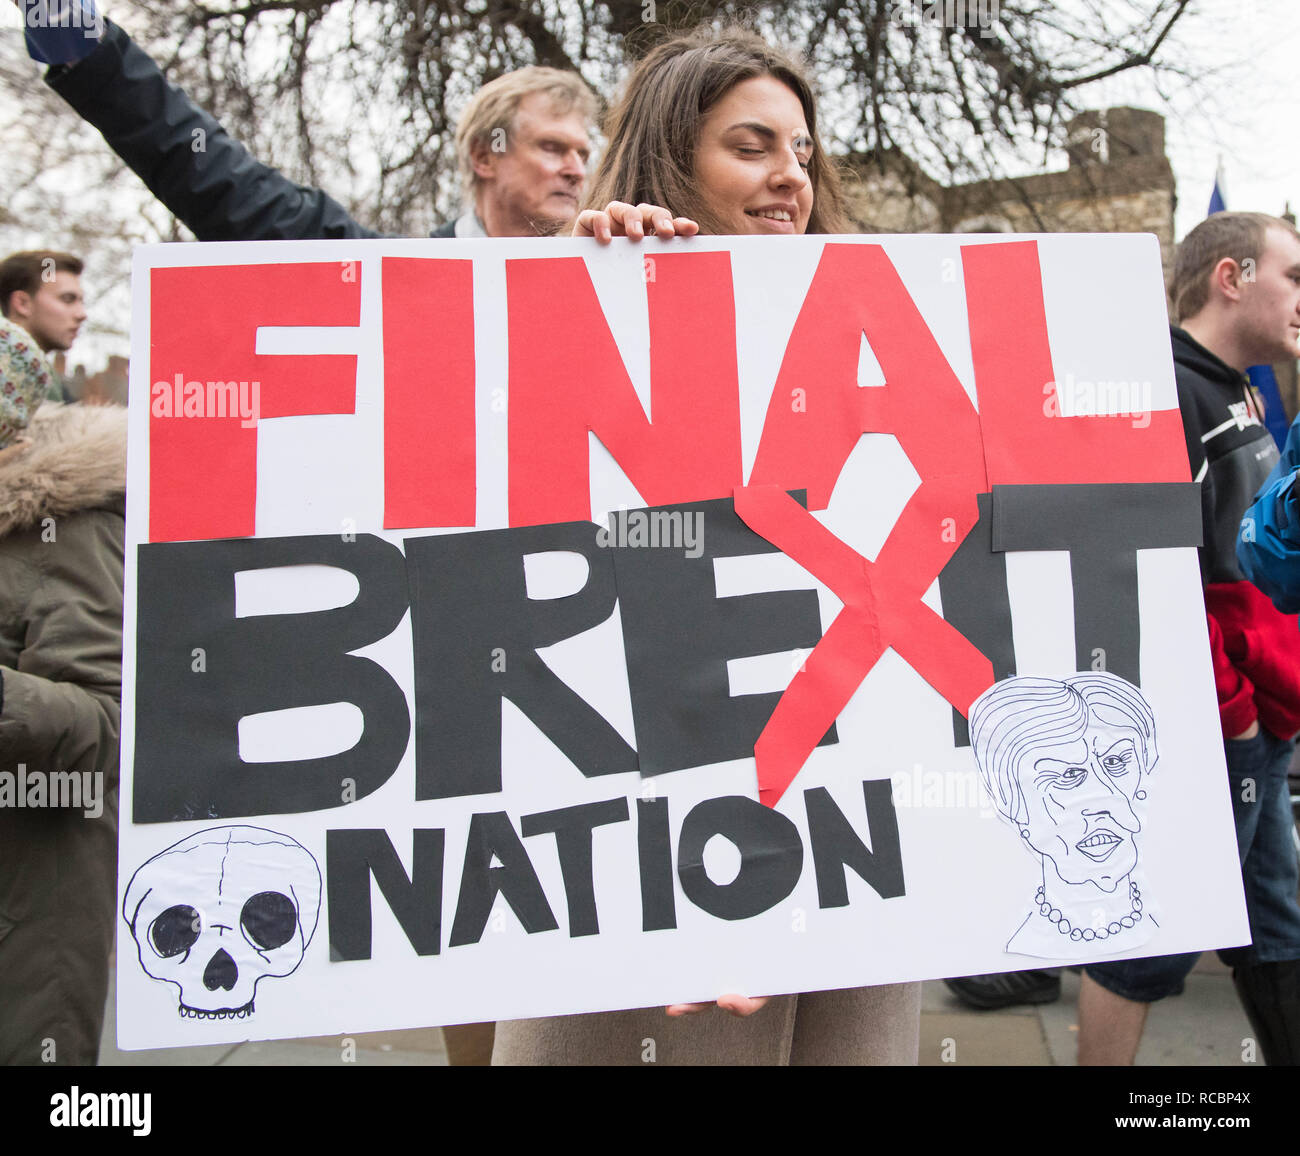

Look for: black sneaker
[943,970,1061,1010]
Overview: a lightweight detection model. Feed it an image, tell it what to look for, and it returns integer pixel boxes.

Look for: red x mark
[735,484,994,806]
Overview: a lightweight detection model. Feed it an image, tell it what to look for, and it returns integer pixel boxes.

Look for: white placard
[117,233,1245,1049]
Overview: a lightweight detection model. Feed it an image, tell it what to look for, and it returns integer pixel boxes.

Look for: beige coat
[0,403,126,1065]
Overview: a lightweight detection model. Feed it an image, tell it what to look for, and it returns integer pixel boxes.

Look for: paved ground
[918,955,1253,1067]
[100,953,1255,1067]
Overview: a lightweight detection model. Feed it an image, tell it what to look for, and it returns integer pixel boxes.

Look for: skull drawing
[123,825,321,1020]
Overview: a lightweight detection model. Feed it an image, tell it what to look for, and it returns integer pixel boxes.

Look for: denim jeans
[1086,728,1300,1002]
[1218,729,1300,965]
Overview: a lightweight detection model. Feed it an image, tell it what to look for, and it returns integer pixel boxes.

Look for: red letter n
[506,251,743,527]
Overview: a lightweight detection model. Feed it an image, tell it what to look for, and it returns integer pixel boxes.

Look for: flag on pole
[1208,162,1227,216]
[1206,164,1288,447]
[1249,365,1290,448]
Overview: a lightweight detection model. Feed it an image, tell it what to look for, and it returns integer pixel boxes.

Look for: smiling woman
[692,75,815,236]
[574,26,848,241]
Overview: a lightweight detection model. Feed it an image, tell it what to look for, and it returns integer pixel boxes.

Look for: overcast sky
[1073,0,1297,236]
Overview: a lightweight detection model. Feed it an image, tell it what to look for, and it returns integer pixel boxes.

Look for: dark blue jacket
[1238,414,1300,614]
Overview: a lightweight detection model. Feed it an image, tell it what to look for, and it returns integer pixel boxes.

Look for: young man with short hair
[0,250,87,355]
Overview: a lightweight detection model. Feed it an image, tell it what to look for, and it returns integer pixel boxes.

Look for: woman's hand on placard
[573,201,699,244]
[665,994,771,1018]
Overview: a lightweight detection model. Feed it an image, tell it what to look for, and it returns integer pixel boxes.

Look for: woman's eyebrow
[724,121,777,140]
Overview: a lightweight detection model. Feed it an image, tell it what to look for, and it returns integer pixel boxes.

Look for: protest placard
[118,233,1246,1049]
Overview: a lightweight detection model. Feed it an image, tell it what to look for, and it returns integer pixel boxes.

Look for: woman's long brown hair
[583,26,848,236]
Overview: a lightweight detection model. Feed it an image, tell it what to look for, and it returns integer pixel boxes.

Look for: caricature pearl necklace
[1033,881,1142,942]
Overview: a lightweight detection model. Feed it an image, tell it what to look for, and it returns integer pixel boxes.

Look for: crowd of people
[2,0,1298,1066]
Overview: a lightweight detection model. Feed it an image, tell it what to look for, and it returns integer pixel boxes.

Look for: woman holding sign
[489,27,920,1066]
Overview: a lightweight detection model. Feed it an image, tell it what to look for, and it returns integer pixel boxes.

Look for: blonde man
[443,67,596,238]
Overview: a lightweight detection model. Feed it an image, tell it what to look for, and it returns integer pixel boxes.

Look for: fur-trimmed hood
[0,403,127,538]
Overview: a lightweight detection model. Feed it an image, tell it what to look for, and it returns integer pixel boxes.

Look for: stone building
[840,106,1297,418]
[842,106,1177,274]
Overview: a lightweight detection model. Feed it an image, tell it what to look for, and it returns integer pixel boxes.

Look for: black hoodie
[1174,326,1278,583]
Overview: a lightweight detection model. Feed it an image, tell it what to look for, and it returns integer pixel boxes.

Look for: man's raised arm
[24,3,379,241]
